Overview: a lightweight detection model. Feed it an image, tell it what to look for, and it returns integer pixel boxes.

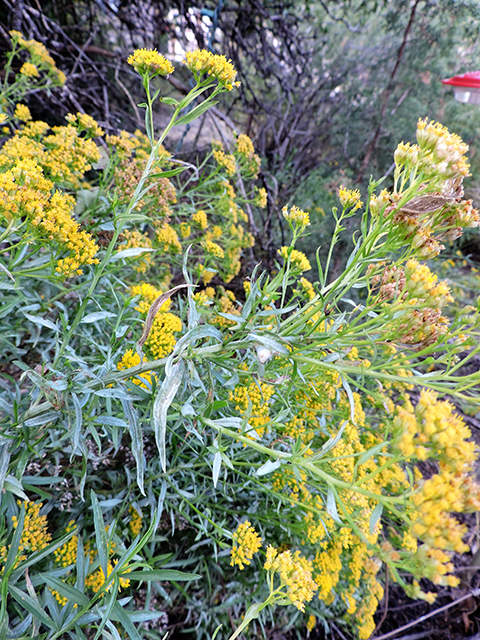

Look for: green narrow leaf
[9,584,58,631]
[93,577,118,640]
[90,490,108,578]
[176,100,218,125]
[112,601,143,640]
[42,575,89,607]
[152,361,184,472]
[369,502,383,536]
[122,400,145,495]
[4,504,25,576]
[326,486,343,524]
[123,569,201,582]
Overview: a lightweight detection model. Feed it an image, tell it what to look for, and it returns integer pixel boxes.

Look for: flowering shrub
[1,31,480,640]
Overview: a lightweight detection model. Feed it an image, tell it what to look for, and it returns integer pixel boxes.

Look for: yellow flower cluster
[145,312,182,359]
[204,240,224,259]
[256,187,267,208]
[183,49,240,90]
[14,104,32,121]
[10,31,66,86]
[65,112,104,138]
[236,134,255,159]
[213,148,236,176]
[117,349,156,389]
[155,222,182,253]
[54,520,78,567]
[127,48,174,77]
[282,204,310,230]
[192,209,208,229]
[278,247,311,272]
[0,502,52,568]
[404,259,453,306]
[230,520,262,569]
[20,62,40,78]
[264,546,317,612]
[229,374,274,437]
[85,559,131,594]
[416,117,470,179]
[338,186,362,210]
[130,282,171,314]
[0,160,99,276]
[395,389,476,466]
[0,118,101,187]
[129,506,142,537]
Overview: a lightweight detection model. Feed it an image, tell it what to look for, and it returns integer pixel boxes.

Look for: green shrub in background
[1,33,480,640]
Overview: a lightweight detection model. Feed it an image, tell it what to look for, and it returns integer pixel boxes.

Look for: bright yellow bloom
[230,520,262,569]
[256,187,267,208]
[192,209,208,229]
[204,240,224,259]
[54,521,78,567]
[236,134,255,159]
[282,204,310,229]
[130,282,171,314]
[127,48,174,76]
[155,222,182,253]
[20,62,39,78]
[264,546,317,612]
[213,148,236,176]
[338,186,363,210]
[85,559,130,594]
[117,349,155,389]
[183,50,239,90]
[14,104,32,122]
[145,312,182,359]
[0,502,52,568]
[128,506,142,537]
[278,247,311,272]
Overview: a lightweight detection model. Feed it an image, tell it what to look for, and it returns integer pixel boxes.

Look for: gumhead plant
[1,31,480,640]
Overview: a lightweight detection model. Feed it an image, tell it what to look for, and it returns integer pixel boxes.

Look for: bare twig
[372,588,480,640]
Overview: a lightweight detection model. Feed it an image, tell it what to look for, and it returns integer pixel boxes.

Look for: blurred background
[1,0,480,275]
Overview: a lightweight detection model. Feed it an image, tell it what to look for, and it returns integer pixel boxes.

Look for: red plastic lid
[442,72,480,88]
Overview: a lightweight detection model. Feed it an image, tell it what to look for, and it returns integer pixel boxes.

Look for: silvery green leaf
[341,376,356,422]
[247,332,289,355]
[212,451,222,488]
[326,486,342,524]
[24,411,60,427]
[94,388,137,400]
[256,459,281,476]
[23,312,59,332]
[174,325,223,355]
[122,399,145,495]
[71,393,83,456]
[4,474,29,500]
[0,441,11,493]
[317,421,347,457]
[110,247,155,261]
[90,490,108,578]
[152,361,184,472]
[369,502,383,535]
[81,311,116,324]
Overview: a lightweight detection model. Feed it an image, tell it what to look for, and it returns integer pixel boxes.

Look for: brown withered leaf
[136,283,195,357]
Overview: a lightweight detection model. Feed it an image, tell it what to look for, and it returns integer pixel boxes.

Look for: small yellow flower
[20,62,40,78]
[14,104,32,122]
[338,186,362,210]
[127,49,174,77]
[263,545,317,612]
[230,520,262,569]
[278,247,311,272]
[282,204,310,230]
[192,209,208,229]
[183,50,239,90]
